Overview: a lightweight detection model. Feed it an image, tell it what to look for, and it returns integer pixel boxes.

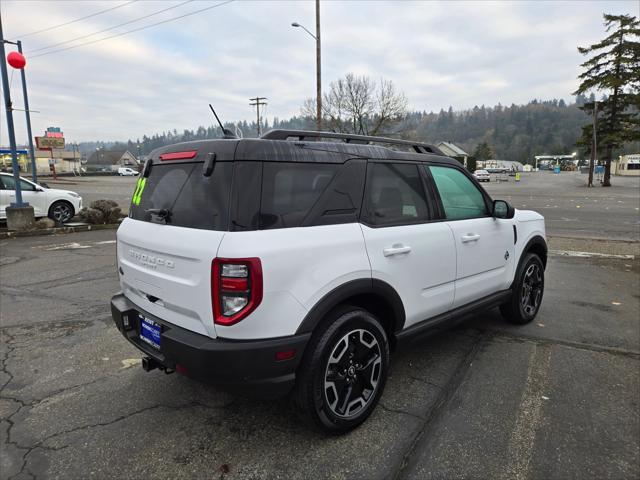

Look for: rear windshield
[129,161,232,231]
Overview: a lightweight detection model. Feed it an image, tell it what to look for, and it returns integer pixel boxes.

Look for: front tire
[48,200,74,223]
[294,306,389,434]
[500,253,545,324]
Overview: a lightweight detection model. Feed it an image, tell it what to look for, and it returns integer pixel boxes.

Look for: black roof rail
[260,129,443,155]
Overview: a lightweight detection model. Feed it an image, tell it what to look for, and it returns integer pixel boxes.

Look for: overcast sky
[0,0,637,144]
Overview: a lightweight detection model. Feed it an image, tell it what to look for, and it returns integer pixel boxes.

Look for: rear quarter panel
[216,223,371,339]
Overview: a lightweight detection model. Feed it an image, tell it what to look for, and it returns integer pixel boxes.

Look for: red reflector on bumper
[175,364,188,375]
[159,150,197,161]
[275,349,296,361]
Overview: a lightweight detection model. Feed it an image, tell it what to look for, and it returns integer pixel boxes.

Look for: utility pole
[315,0,322,132]
[249,97,267,136]
[0,17,26,207]
[588,101,597,188]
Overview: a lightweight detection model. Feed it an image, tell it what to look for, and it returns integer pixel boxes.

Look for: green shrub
[79,199,121,224]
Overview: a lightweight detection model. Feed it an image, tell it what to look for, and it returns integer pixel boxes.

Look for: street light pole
[0,18,26,206]
[315,0,321,132]
[292,0,322,132]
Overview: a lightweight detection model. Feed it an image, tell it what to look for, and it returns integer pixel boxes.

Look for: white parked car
[0,172,82,223]
[473,169,491,182]
[111,130,546,434]
[118,167,139,176]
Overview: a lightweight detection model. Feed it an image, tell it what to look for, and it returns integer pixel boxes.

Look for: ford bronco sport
[111,129,546,434]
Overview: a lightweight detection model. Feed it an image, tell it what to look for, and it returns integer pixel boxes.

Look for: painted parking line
[549,249,635,260]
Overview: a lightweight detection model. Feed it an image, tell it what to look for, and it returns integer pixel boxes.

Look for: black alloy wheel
[500,253,545,324]
[323,328,382,419]
[294,306,389,434]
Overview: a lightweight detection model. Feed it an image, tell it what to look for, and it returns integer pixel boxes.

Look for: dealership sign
[35,127,65,149]
[35,136,65,149]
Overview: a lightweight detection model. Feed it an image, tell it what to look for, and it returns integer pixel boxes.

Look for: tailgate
[117,218,224,338]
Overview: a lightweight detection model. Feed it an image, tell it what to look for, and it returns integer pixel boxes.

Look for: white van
[118,167,139,176]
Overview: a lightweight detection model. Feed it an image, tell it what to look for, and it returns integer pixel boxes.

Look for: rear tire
[500,253,545,324]
[294,306,389,435]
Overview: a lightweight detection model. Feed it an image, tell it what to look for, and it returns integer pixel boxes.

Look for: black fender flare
[520,235,548,267]
[295,278,406,335]
[510,235,548,290]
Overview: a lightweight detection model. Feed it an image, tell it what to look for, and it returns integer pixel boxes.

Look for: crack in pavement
[1,321,239,479]
[485,329,640,359]
[378,403,426,421]
[391,332,489,480]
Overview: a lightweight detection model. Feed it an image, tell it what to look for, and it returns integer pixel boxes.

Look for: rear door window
[259,162,338,229]
[129,161,232,231]
[363,162,430,226]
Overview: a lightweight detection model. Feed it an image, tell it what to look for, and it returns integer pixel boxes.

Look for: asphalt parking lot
[1,173,639,479]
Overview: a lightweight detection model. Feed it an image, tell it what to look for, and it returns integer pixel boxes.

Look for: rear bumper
[110,293,310,399]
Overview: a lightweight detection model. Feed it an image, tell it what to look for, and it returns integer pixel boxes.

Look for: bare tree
[302,73,407,135]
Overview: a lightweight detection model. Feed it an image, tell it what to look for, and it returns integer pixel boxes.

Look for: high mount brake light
[211,258,263,326]
[159,151,198,161]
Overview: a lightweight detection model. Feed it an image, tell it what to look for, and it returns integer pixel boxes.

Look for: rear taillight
[212,258,263,326]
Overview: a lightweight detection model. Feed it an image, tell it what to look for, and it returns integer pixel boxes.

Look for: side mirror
[493,200,515,219]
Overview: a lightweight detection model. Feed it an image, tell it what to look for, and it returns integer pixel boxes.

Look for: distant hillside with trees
[79,95,638,166]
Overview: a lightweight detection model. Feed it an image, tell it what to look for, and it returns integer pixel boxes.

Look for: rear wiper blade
[145,208,172,224]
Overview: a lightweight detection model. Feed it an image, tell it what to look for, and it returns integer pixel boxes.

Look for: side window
[0,176,34,191]
[364,163,429,226]
[429,166,488,220]
[20,180,36,192]
[260,162,338,229]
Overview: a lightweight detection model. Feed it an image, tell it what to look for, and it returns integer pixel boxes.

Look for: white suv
[111,130,546,434]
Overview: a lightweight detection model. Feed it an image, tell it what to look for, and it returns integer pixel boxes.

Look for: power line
[30,0,235,59]
[17,0,139,39]
[28,0,194,54]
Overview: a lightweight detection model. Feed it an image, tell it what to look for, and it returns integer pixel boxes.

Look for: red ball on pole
[7,51,26,69]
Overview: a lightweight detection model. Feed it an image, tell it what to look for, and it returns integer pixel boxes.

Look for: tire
[500,253,545,324]
[294,306,389,434]
[48,200,74,223]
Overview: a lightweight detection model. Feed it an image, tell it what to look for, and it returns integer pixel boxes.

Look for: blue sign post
[0,17,27,207]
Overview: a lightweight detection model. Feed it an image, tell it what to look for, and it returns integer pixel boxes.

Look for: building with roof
[436,142,469,166]
[1,148,81,174]
[612,154,640,176]
[85,150,139,172]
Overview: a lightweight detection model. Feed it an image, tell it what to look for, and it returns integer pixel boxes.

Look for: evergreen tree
[474,141,493,161]
[574,13,640,186]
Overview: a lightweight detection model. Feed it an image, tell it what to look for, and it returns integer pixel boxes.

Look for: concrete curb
[0,223,119,239]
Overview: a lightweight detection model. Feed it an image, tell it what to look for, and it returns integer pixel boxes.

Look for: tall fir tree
[574,14,640,186]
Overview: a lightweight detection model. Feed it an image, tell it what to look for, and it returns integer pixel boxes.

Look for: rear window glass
[260,162,338,229]
[129,161,232,231]
[364,163,430,226]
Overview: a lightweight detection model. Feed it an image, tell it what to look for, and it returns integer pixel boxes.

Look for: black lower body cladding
[110,293,310,399]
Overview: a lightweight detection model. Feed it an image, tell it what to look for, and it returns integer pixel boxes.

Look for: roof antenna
[209,104,238,139]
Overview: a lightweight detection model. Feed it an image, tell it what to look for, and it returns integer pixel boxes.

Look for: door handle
[383,244,412,257]
[461,234,481,243]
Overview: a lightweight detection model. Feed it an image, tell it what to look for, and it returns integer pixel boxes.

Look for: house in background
[85,150,139,172]
[612,154,640,176]
[437,142,469,167]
